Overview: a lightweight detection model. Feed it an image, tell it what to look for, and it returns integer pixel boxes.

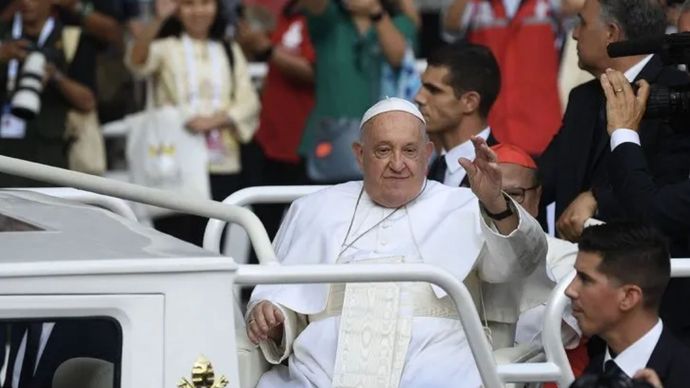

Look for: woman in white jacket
[126,0,260,245]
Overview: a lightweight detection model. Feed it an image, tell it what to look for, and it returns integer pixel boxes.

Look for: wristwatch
[482,196,514,221]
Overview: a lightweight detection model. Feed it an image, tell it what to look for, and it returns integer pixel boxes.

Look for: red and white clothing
[446,0,562,156]
[255,11,316,164]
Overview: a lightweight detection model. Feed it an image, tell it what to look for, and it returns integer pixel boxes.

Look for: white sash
[331,256,413,388]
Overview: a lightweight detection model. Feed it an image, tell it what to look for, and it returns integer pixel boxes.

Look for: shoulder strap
[61,26,82,64]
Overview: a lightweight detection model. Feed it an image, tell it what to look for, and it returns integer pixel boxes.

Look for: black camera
[607,32,690,119]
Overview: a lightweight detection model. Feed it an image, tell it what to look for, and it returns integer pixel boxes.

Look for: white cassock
[249,180,547,388]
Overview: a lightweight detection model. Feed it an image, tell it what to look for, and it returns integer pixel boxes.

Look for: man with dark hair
[566,222,690,387]
[538,0,690,242]
[415,42,500,188]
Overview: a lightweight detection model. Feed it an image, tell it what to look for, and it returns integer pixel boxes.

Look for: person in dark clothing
[0,0,95,187]
[566,222,690,388]
[537,0,690,241]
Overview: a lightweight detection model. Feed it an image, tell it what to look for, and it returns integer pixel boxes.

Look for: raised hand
[155,0,178,20]
[459,136,504,212]
[600,68,650,135]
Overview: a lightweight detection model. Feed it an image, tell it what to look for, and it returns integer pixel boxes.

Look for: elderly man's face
[497,163,541,218]
[573,0,612,76]
[353,111,433,208]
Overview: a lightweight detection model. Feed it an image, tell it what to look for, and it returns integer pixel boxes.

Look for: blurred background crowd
[1,0,690,243]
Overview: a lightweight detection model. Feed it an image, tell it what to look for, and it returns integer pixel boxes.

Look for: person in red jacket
[443,0,567,156]
[237,0,315,239]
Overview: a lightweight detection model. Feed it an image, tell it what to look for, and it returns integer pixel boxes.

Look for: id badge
[0,105,26,139]
[206,129,226,165]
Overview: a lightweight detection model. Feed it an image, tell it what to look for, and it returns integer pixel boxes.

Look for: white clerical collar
[604,319,663,378]
[623,54,654,83]
[443,127,491,174]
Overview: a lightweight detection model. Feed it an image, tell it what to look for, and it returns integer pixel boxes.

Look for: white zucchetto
[360,97,426,129]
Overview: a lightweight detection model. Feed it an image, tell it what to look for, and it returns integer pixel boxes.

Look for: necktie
[603,359,631,385]
[428,156,447,183]
[19,323,42,388]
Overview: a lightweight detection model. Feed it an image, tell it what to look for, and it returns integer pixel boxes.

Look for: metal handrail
[542,270,577,387]
[235,263,506,388]
[0,155,277,264]
[202,185,328,258]
[209,185,571,384]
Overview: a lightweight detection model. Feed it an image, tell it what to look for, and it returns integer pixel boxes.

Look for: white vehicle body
[0,155,578,388]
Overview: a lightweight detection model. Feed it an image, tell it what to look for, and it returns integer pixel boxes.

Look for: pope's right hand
[247,301,285,345]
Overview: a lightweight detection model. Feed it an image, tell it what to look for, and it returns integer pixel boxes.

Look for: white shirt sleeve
[247,301,306,364]
[610,128,641,150]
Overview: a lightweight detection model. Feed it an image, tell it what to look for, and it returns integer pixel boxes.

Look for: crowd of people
[2,0,690,387]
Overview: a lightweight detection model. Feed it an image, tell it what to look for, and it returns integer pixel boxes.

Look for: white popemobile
[0,155,588,388]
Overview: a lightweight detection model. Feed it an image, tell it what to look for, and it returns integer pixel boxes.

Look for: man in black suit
[415,42,500,187]
[566,222,690,387]
[598,68,690,251]
[538,0,690,241]
[595,67,690,345]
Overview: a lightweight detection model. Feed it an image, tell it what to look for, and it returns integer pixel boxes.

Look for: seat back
[202,185,328,263]
[52,358,114,388]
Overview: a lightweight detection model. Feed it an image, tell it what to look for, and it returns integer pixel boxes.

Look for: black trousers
[240,140,308,263]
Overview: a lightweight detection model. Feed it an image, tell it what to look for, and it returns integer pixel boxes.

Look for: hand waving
[459,136,504,212]
[155,0,178,20]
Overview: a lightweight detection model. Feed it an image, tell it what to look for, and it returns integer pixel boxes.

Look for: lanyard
[180,34,223,112]
[7,14,56,93]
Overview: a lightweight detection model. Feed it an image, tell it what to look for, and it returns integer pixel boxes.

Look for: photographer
[0,0,95,187]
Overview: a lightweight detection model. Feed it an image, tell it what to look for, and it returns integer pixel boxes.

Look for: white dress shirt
[442,127,490,187]
[604,319,663,378]
[609,54,654,151]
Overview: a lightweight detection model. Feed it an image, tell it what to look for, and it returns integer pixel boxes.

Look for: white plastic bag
[125,105,210,219]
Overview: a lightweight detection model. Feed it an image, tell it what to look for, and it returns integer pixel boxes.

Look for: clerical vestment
[249,180,546,388]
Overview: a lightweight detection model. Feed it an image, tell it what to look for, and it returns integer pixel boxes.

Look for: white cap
[359,97,426,129]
